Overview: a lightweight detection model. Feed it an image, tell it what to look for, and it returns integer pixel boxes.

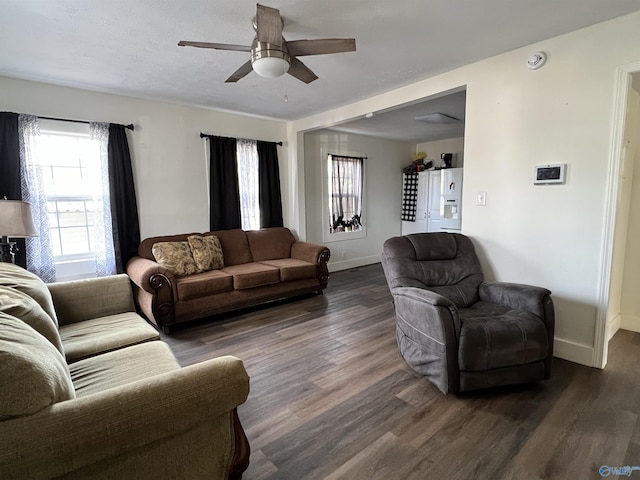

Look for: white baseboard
[621,314,640,333]
[328,254,381,272]
[607,313,622,341]
[553,338,595,367]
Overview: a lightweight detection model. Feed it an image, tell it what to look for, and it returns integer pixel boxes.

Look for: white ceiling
[2,0,640,141]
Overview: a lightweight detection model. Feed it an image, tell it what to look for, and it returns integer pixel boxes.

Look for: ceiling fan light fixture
[251,41,290,78]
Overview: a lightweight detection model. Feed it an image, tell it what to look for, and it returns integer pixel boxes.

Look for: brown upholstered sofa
[0,263,250,480]
[127,227,330,333]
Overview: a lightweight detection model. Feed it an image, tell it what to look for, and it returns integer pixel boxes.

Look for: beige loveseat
[0,263,250,480]
[127,227,330,333]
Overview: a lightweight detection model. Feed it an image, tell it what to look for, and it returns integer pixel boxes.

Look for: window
[36,131,103,258]
[327,154,365,234]
[29,120,115,281]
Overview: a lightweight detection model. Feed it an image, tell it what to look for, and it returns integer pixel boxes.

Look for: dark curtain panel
[256,141,283,228]
[108,124,141,273]
[209,136,241,230]
[0,112,26,267]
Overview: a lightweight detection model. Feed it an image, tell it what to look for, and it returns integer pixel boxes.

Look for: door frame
[594,61,640,368]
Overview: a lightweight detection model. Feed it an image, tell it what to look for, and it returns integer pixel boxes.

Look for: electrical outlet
[477,191,487,206]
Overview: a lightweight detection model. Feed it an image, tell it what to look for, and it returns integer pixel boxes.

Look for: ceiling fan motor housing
[251,39,291,77]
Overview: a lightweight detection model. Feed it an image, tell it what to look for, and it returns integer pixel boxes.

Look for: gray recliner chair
[381,232,554,394]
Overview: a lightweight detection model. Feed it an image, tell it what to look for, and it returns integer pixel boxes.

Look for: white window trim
[320,148,367,243]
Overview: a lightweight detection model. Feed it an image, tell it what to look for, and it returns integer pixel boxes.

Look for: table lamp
[0,199,38,263]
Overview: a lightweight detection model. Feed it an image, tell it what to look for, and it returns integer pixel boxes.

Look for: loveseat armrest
[127,256,176,328]
[0,355,250,480]
[47,274,136,326]
[479,282,552,320]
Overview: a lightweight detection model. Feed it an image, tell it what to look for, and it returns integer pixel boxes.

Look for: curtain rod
[199,132,282,146]
[329,153,368,160]
[39,115,134,131]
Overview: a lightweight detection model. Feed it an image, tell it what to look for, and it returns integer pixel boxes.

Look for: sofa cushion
[176,270,233,301]
[207,229,252,266]
[70,341,180,397]
[188,235,224,272]
[0,312,75,420]
[222,263,280,290]
[59,312,160,363]
[0,285,64,354]
[259,258,317,282]
[152,241,200,277]
[0,262,58,325]
[246,227,296,261]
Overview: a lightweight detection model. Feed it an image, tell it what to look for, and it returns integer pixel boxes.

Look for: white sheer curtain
[90,122,116,276]
[18,115,56,282]
[236,139,260,230]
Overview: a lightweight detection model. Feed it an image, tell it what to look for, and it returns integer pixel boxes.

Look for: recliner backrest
[382,233,483,308]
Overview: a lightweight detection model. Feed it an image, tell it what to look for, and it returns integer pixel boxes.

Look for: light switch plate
[477,191,487,206]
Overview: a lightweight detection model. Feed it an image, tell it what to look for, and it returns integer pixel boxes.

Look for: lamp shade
[252,56,290,78]
[0,200,38,237]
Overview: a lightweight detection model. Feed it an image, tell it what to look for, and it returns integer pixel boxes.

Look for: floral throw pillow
[188,235,224,272]
[151,241,199,277]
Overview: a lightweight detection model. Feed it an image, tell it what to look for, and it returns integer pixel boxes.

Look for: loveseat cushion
[152,241,199,277]
[188,235,224,271]
[0,262,58,325]
[59,312,160,363]
[222,263,280,290]
[246,227,296,261]
[176,269,233,301]
[0,313,75,420]
[70,341,180,397]
[259,258,317,282]
[0,285,64,354]
[458,302,548,371]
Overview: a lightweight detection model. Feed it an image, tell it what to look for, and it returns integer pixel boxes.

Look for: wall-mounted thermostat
[534,164,566,185]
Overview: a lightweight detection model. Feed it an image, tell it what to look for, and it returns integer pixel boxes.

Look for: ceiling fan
[178,3,356,84]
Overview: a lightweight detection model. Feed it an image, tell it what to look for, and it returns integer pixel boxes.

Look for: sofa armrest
[127,256,176,328]
[0,355,250,480]
[47,274,136,326]
[290,241,330,265]
[291,241,330,288]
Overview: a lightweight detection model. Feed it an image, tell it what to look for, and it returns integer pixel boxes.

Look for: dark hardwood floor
[162,263,640,480]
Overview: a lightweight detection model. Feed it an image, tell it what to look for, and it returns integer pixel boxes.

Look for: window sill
[323,227,367,243]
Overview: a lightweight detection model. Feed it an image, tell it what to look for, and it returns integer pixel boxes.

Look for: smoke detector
[527,52,547,70]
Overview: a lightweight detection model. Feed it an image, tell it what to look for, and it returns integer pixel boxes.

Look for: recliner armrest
[479,282,551,319]
[392,286,461,340]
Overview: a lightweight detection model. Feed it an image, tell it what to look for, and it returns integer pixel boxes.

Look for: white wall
[416,137,465,168]
[0,76,287,239]
[304,129,414,271]
[621,81,640,333]
[286,11,640,366]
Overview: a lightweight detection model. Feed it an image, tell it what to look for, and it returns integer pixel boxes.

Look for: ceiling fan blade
[225,60,254,83]
[178,41,251,52]
[288,57,318,84]
[255,4,283,45]
[286,38,356,57]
